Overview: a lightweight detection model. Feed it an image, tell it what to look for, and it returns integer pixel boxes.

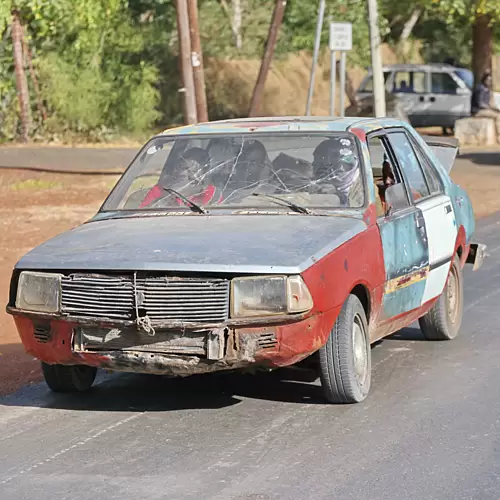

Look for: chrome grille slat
[64,307,132,319]
[64,290,133,296]
[62,301,133,310]
[61,274,229,323]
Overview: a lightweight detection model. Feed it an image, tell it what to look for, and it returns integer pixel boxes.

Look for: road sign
[329,22,352,52]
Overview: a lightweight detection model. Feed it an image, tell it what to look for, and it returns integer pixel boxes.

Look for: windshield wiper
[252,193,313,215]
[160,187,208,214]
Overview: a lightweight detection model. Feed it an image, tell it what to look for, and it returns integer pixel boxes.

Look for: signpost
[329,22,352,117]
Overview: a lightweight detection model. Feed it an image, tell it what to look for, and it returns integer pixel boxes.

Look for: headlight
[15,271,62,313]
[231,275,313,318]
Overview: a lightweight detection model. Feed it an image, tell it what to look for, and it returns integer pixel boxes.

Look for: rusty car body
[6,116,487,403]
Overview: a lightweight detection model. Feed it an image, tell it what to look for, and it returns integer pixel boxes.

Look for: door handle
[444,204,452,214]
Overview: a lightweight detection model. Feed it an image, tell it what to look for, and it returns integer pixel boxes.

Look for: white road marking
[0,412,143,486]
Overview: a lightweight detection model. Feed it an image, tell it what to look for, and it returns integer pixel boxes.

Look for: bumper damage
[10,311,332,377]
[466,242,488,271]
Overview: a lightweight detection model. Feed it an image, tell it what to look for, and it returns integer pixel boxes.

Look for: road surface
[1,144,499,175]
[1,214,500,499]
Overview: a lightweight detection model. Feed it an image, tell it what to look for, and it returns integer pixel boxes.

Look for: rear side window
[392,71,426,93]
[431,72,459,94]
[387,132,430,201]
[411,143,444,195]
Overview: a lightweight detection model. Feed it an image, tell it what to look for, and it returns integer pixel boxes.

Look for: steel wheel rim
[352,314,368,385]
[447,265,459,325]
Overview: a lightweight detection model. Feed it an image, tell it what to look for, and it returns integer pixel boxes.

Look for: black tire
[419,254,463,340]
[41,362,97,393]
[319,294,371,404]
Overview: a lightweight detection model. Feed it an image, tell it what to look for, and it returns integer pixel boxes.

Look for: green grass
[9,179,63,191]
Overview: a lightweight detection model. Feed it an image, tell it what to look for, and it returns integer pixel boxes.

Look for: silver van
[355,64,472,133]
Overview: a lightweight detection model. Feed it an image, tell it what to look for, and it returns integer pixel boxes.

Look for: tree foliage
[0,0,498,142]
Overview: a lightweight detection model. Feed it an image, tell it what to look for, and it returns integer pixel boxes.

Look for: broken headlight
[15,271,62,313]
[231,275,313,318]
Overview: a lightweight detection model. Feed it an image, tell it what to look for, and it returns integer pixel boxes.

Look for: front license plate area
[73,326,209,356]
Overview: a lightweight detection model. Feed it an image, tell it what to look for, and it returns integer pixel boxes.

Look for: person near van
[471,72,500,142]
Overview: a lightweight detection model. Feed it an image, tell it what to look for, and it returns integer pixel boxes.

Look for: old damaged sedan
[6,117,487,403]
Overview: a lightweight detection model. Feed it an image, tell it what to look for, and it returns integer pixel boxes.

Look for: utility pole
[367,0,386,117]
[187,0,209,122]
[305,0,326,116]
[248,0,287,117]
[176,0,198,124]
[11,9,31,142]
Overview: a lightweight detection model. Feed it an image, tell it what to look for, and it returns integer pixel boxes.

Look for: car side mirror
[384,183,408,215]
[456,87,469,95]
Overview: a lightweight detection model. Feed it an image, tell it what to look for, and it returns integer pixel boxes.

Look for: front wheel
[419,254,464,340]
[319,294,371,404]
[41,363,97,393]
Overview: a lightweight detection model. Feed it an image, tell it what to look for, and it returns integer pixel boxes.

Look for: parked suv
[353,64,472,133]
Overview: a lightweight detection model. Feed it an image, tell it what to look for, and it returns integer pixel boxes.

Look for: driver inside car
[376,156,395,215]
[312,138,363,207]
[375,155,422,216]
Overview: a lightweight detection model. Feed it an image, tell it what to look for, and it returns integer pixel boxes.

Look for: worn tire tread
[419,254,463,341]
[319,295,371,404]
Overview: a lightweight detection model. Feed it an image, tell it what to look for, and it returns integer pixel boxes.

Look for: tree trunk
[472,14,492,84]
[399,8,422,45]
[219,0,242,49]
[11,9,31,142]
[248,0,287,117]
[232,0,242,50]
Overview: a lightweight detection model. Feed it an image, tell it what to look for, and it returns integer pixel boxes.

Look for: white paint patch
[419,194,457,302]
[422,264,450,304]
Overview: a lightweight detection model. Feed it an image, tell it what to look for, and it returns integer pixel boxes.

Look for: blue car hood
[16,214,366,274]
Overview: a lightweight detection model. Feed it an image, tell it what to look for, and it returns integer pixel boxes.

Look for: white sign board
[329,22,352,52]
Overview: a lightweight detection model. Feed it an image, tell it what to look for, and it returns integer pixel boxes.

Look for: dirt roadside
[0,170,120,394]
[0,155,499,395]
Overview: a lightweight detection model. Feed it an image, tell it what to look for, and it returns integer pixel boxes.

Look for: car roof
[365,63,463,73]
[158,116,404,136]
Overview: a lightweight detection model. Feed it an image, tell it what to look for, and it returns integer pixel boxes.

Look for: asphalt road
[1,214,500,500]
[0,146,137,174]
[0,144,499,175]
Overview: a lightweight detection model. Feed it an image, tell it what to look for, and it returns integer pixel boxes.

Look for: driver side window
[367,135,409,218]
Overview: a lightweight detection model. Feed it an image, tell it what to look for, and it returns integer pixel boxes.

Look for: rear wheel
[41,363,97,393]
[419,254,463,340]
[319,294,371,404]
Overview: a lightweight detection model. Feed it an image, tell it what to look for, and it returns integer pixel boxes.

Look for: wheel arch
[454,224,467,267]
[350,283,371,322]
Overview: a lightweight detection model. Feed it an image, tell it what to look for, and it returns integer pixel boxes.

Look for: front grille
[61,274,230,324]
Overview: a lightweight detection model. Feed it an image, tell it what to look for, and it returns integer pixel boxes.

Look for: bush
[37,52,160,141]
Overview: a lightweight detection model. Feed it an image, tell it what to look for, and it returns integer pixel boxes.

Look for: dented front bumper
[9,309,336,377]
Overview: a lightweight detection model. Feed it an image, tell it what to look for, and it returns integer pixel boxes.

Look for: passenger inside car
[397,80,411,93]
[219,139,274,203]
[139,147,220,208]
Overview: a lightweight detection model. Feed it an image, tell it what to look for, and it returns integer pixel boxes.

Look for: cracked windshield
[104,133,365,211]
